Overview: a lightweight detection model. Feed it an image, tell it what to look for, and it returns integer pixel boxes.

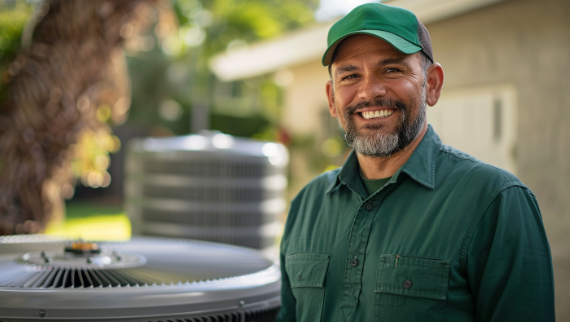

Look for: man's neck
[357,123,428,180]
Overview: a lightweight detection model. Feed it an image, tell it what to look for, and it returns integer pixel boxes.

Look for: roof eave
[210,0,509,81]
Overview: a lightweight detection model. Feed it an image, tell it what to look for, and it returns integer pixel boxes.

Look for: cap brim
[322,30,422,66]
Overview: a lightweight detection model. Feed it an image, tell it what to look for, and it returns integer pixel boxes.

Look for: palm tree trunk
[0,0,156,235]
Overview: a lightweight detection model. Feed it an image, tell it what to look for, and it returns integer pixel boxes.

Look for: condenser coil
[125,132,288,251]
[0,235,281,321]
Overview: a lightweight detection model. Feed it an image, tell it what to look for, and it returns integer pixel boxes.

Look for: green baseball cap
[322,2,433,66]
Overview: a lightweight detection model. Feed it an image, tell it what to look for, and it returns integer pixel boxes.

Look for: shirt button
[403,279,413,289]
[365,203,373,211]
[350,258,359,267]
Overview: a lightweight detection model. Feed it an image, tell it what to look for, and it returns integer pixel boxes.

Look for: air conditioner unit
[0,235,281,321]
[125,132,288,252]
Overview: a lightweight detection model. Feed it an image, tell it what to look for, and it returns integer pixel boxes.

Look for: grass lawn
[44,202,131,241]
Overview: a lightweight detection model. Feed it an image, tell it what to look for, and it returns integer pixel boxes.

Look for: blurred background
[0,0,568,319]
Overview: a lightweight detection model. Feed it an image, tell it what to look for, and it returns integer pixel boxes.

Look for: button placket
[341,206,367,315]
[341,195,384,319]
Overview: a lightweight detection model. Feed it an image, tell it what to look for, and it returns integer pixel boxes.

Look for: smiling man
[277,3,555,322]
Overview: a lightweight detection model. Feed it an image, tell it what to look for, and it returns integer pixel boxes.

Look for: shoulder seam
[441,148,518,182]
[440,148,477,162]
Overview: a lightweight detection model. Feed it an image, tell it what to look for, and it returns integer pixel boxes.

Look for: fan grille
[134,306,279,322]
[0,264,197,288]
[0,237,274,289]
[0,306,279,322]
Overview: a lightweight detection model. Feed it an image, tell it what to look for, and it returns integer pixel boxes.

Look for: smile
[360,109,394,119]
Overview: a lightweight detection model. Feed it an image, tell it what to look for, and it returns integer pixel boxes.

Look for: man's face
[327,35,427,157]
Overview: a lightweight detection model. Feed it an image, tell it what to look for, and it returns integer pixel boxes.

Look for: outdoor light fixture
[0,235,281,321]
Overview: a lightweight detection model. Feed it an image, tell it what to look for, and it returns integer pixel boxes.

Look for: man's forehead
[333,35,407,64]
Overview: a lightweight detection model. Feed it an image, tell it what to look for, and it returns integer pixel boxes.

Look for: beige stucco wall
[282,61,331,194]
[283,61,330,136]
[280,0,570,318]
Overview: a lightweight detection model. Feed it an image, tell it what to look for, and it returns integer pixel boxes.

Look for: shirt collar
[399,125,439,190]
[326,125,441,193]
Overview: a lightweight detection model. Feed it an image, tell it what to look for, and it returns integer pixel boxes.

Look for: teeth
[361,110,394,119]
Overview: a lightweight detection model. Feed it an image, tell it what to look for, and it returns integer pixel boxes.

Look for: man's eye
[385,68,401,73]
[342,74,358,80]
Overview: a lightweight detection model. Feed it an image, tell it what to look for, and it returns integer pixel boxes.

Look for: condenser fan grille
[0,265,195,289]
[0,235,66,255]
[0,307,280,322]
[142,184,282,203]
[81,305,281,322]
[142,159,274,178]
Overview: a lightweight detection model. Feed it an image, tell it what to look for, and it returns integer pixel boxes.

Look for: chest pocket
[375,254,450,322]
[286,253,330,322]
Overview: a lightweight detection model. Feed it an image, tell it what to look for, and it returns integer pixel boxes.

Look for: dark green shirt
[277,126,554,322]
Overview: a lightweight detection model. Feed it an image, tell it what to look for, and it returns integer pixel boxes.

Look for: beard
[338,87,426,158]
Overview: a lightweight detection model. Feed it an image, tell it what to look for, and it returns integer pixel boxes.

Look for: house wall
[428,0,570,318]
[283,61,331,195]
[283,61,330,136]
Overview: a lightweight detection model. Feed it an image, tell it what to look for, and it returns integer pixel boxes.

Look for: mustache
[345,99,408,115]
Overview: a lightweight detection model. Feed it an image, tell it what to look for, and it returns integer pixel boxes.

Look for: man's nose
[357,74,386,101]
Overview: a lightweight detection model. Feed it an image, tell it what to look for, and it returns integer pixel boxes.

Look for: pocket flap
[286,253,330,288]
[376,254,450,300]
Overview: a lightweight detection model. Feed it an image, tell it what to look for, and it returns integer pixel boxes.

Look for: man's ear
[326,80,337,117]
[425,63,444,107]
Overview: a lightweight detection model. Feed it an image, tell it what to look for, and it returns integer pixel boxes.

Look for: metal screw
[43,256,52,264]
[86,257,92,264]
[38,309,46,317]
[238,300,245,307]
[116,255,123,261]
[40,251,47,258]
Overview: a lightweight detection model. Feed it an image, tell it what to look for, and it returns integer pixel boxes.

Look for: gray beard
[338,86,426,158]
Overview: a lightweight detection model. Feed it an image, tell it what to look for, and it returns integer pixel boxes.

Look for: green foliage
[125,48,193,135]
[173,0,317,57]
[127,0,318,138]
[0,0,32,61]
[257,77,282,122]
[0,0,33,101]
[210,112,269,137]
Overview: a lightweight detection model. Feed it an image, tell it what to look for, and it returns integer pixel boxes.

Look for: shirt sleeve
[466,185,555,322]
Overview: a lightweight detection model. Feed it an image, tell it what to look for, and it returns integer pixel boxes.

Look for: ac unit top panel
[0,236,281,320]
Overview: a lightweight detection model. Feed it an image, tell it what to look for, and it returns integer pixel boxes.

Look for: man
[277,3,555,322]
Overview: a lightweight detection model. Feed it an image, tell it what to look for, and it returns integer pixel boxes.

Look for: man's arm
[466,185,555,321]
